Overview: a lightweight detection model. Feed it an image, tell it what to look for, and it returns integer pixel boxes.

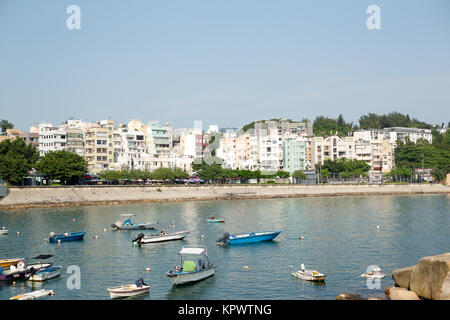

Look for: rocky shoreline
[0,184,448,211]
[335,252,450,300]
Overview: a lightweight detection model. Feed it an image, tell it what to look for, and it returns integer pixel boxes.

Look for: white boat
[107,278,150,299]
[132,231,189,245]
[361,266,387,279]
[166,246,215,286]
[27,265,63,282]
[291,264,326,281]
[0,227,7,235]
[10,289,54,300]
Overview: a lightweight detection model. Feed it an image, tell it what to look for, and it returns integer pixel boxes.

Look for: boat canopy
[31,254,54,260]
[120,214,136,217]
[179,247,207,255]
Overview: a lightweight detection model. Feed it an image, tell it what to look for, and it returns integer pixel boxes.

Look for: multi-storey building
[353,127,432,145]
[38,123,67,156]
[84,120,114,173]
[282,137,307,174]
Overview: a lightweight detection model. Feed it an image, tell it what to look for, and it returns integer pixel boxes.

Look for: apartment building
[84,120,114,173]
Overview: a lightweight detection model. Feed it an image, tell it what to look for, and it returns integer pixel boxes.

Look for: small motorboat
[107,278,150,299]
[48,231,86,243]
[0,227,8,235]
[27,265,63,282]
[291,264,326,282]
[217,231,281,246]
[111,214,174,231]
[10,289,54,300]
[361,266,387,279]
[0,255,53,281]
[206,216,225,223]
[167,246,215,286]
[132,230,190,245]
[0,258,24,269]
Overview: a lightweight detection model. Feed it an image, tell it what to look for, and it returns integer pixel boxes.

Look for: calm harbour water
[0,194,448,300]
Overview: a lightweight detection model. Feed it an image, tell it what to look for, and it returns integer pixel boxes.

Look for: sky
[1,0,449,131]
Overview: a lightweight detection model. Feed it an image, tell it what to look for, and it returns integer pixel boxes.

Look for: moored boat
[27,265,63,282]
[0,258,23,269]
[0,255,53,281]
[361,266,387,279]
[111,214,174,230]
[0,227,8,235]
[48,231,86,243]
[107,278,150,299]
[132,230,190,245]
[10,289,54,300]
[206,218,225,223]
[166,246,215,286]
[217,231,281,246]
[291,264,326,282]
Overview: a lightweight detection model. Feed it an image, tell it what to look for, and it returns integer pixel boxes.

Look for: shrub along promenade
[0,183,448,210]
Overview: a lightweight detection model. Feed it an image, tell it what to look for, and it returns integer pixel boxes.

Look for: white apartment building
[353,127,432,145]
[113,125,147,170]
[38,123,67,156]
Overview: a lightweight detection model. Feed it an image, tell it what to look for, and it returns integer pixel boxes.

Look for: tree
[292,170,306,182]
[0,120,14,133]
[0,138,39,185]
[313,115,356,137]
[35,150,87,185]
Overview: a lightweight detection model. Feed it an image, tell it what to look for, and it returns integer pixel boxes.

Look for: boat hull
[0,262,52,281]
[206,219,225,223]
[291,271,326,281]
[0,230,8,235]
[0,258,23,268]
[107,285,150,299]
[49,232,86,242]
[136,231,189,244]
[28,266,62,282]
[114,222,174,231]
[167,267,215,286]
[10,289,53,300]
[225,231,281,245]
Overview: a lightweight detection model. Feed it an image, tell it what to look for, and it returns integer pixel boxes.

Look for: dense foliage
[193,161,290,181]
[0,120,14,133]
[320,158,371,178]
[35,150,88,184]
[0,138,39,185]
[312,115,357,137]
[97,167,189,181]
[358,112,432,129]
[394,138,450,181]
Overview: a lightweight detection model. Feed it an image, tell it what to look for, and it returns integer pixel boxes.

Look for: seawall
[0,184,448,211]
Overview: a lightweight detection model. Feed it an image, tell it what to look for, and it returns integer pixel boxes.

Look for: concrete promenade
[0,183,448,211]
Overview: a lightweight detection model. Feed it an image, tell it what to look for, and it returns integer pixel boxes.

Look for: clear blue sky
[1,0,449,131]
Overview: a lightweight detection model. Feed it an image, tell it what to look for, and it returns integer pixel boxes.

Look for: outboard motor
[132,233,145,244]
[217,232,230,245]
[135,278,146,287]
[111,220,123,229]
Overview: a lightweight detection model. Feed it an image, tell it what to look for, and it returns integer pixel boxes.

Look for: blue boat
[111,214,174,231]
[48,231,86,243]
[217,231,281,246]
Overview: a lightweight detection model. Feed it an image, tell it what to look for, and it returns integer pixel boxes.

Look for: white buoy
[57,239,61,244]
[376,225,380,229]
[201,234,204,238]
[103,228,107,232]
[95,235,99,239]
[299,236,304,240]
[12,281,16,286]
[146,267,151,272]
[16,231,20,235]
[243,266,249,270]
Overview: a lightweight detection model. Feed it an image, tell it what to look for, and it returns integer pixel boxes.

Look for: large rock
[392,265,416,289]
[409,253,450,300]
[389,287,420,300]
[334,293,363,300]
